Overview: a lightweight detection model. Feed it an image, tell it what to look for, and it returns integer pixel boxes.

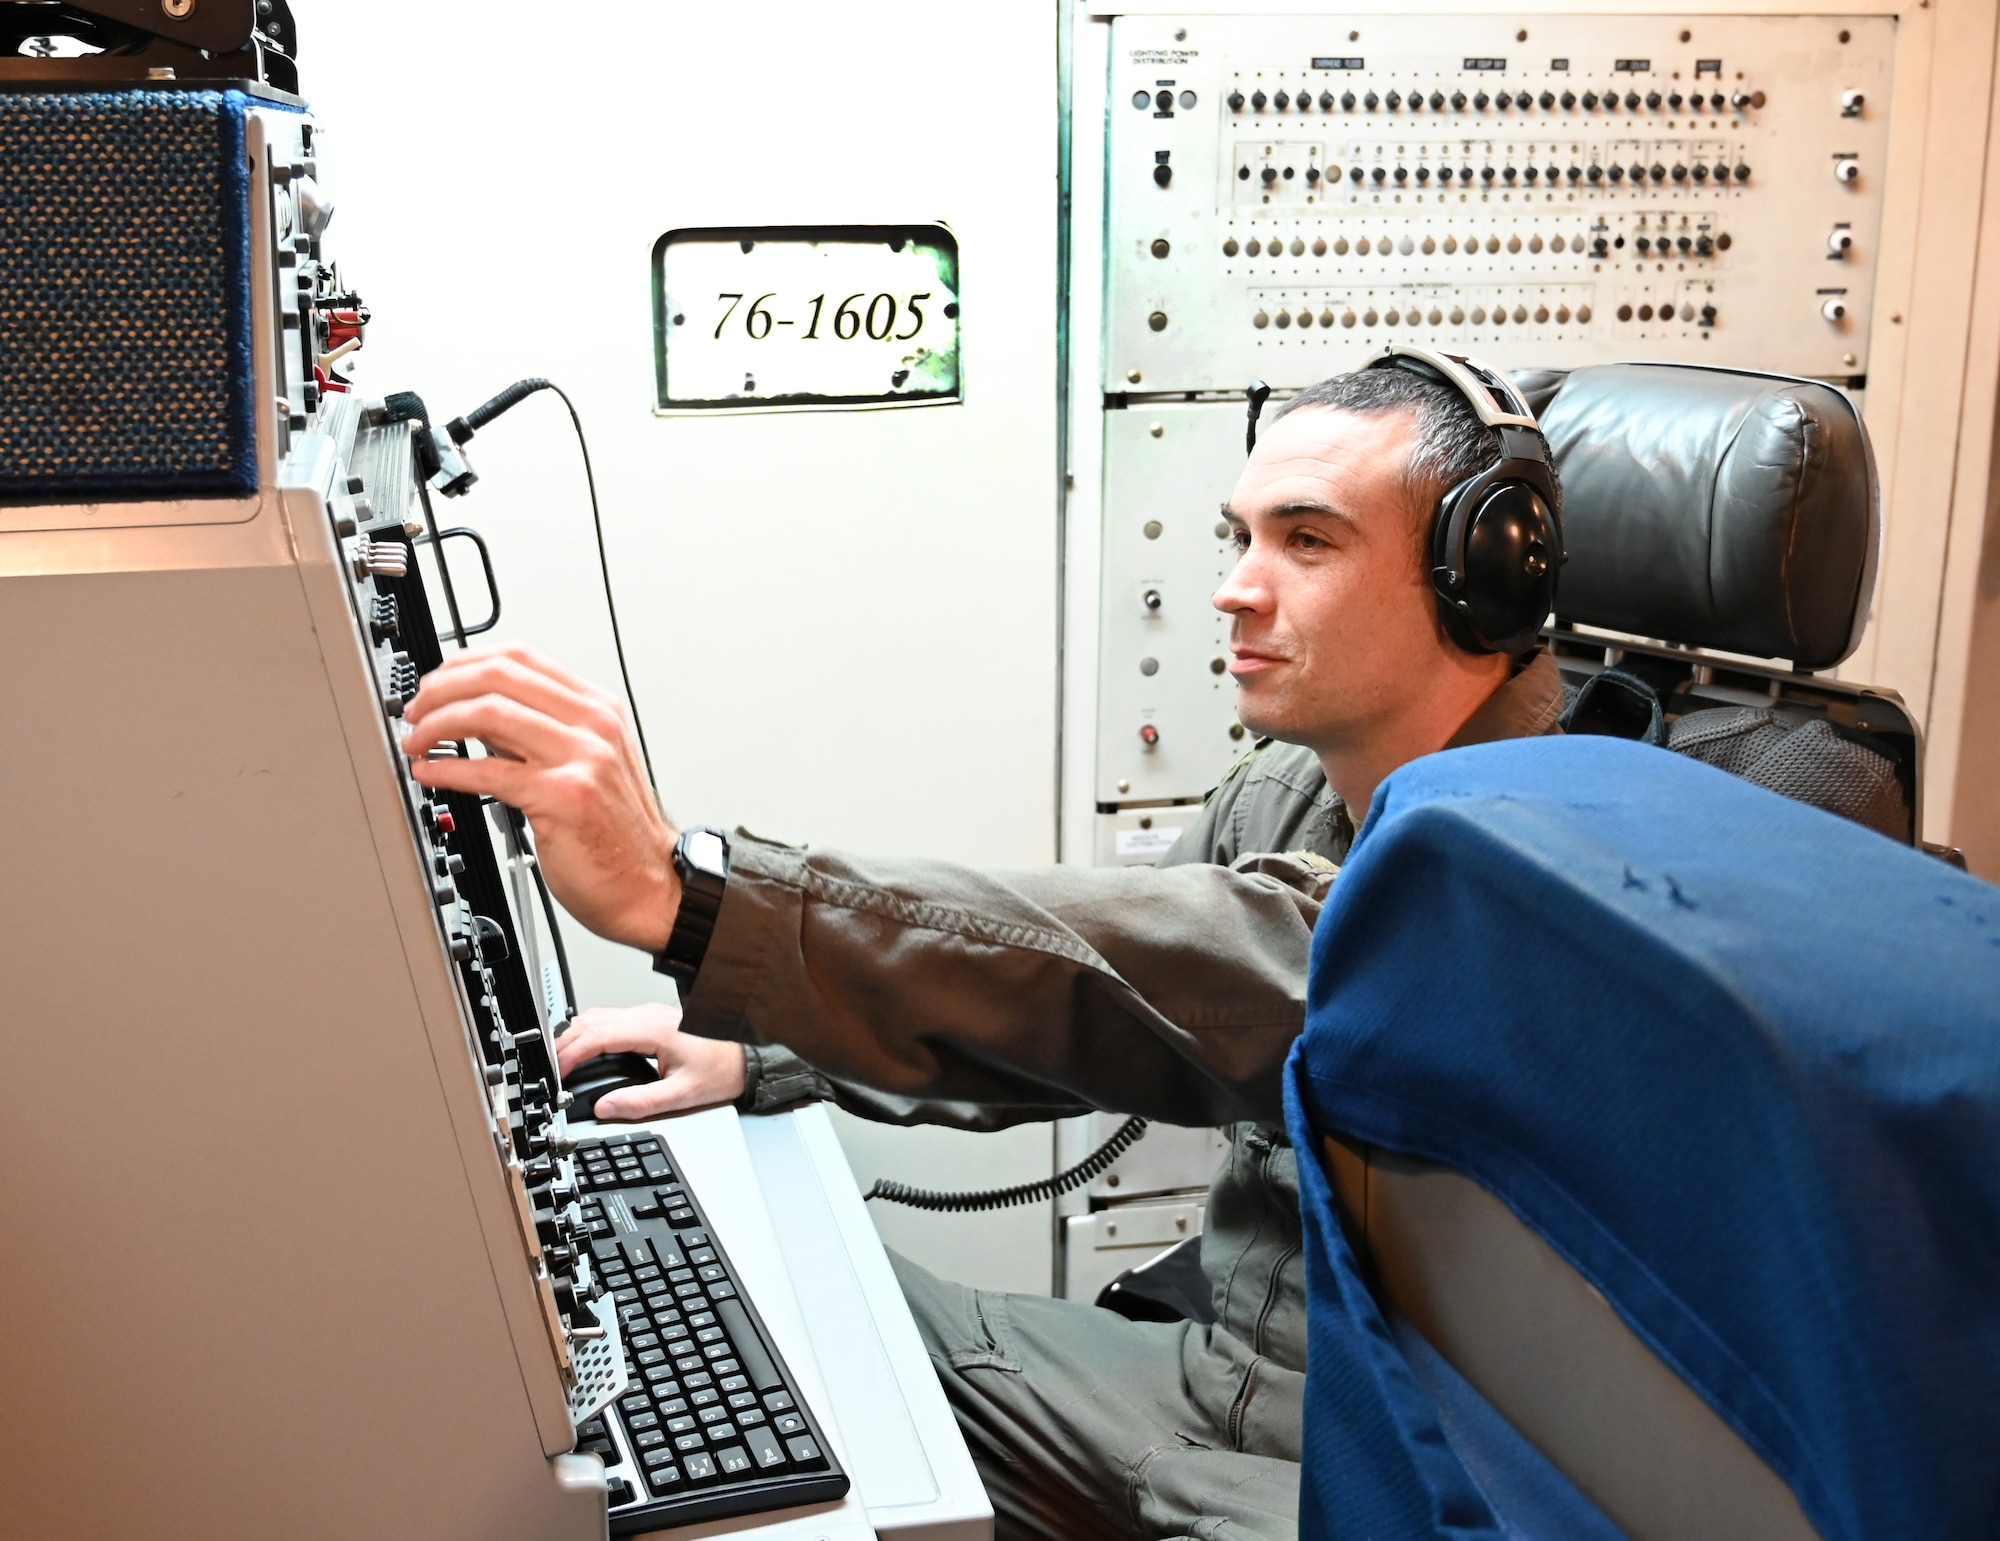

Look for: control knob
[1153,163,1172,187]
[1341,90,1357,110]
[1227,90,1244,111]
[1250,90,1267,110]
[1539,91,1555,108]
[1260,165,1277,185]
[1560,90,1576,109]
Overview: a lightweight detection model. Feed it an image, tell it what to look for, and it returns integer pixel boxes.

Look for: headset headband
[1365,344,1542,432]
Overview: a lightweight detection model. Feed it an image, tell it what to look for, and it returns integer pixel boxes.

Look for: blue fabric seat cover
[1283,736,2000,1540]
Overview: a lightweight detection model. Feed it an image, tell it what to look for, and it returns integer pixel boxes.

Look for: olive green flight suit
[684,653,1565,1540]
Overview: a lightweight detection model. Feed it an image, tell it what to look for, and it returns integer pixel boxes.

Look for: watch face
[684,828,728,877]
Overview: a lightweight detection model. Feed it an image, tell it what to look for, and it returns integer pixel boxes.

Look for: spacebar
[717,1298,782,1391]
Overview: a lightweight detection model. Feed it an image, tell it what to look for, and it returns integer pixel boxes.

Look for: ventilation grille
[0,90,257,505]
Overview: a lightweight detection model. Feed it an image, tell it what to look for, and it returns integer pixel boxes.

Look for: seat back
[1520,364,1922,844]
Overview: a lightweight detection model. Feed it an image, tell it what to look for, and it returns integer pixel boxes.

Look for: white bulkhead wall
[301,0,1065,1292]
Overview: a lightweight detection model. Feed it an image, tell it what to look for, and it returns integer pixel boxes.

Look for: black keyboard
[570,1132,850,1533]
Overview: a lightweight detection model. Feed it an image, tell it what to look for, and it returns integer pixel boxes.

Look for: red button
[437,811,456,834]
[1139,725,1160,747]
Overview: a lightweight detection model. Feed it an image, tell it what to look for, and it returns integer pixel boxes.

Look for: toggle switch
[1828,227,1854,256]
[1141,586,1163,613]
[1834,158,1860,184]
[1139,724,1161,748]
[1841,89,1865,118]
[1822,297,1849,322]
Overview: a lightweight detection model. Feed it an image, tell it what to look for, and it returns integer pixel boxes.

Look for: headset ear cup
[1460,484,1558,653]
[1429,482,1486,653]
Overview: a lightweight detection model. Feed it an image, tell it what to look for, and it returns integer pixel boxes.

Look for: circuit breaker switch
[1834,158,1860,184]
[1142,587,1163,613]
[1841,89,1865,117]
[1139,725,1161,748]
[1822,297,1849,322]
[1828,227,1854,256]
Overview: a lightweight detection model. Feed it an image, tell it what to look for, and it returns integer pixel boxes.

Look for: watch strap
[654,827,729,988]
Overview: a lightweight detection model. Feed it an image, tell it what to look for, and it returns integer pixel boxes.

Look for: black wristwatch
[654,827,730,988]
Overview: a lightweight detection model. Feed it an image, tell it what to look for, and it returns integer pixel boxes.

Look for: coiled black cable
[864,1117,1150,1212]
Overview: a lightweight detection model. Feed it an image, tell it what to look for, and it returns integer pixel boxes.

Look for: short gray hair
[1268,365,1560,532]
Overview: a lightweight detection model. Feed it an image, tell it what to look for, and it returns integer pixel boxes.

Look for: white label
[655,225,961,410]
[1116,826,1185,856]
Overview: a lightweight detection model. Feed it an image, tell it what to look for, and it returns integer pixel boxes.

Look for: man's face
[1215,406,1454,754]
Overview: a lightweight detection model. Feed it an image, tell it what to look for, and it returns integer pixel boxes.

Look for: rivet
[1149,422,1164,438]
[1127,368,1142,384]
[1117,779,1131,793]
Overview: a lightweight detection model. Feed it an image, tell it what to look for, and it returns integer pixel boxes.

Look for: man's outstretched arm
[404,645,1325,1128]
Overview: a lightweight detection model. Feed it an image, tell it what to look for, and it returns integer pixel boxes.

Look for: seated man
[400,354,1565,1540]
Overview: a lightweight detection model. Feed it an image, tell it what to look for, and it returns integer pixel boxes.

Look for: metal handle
[431,526,502,636]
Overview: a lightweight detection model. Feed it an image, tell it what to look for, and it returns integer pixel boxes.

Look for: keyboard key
[675,1354,704,1374]
[773,1412,807,1436]
[648,1465,684,1497]
[673,1432,707,1454]
[706,1423,739,1445]
[763,1391,795,1412]
[687,1311,717,1329]
[683,1451,717,1482]
[712,1358,741,1377]
[666,1207,698,1228]
[683,1231,710,1248]
[719,1375,749,1394]
[636,1349,667,1368]
[625,1411,659,1432]
[634,1264,663,1282]
[658,1397,688,1416]
[707,1282,738,1301]
[784,1435,825,1468]
[642,1154,672,1181]
[666,1415,698,1435]
[697,1264,727,1284]
[688,1247,718,1265]
[727,1391,758,1410]
[737,1408,768,1427]
[619,1392,650,1415]
[628,1332,659,1352]
[717,1446,754,1476]
[641,1448,676,1471]
[684,1372,714,1390]
[606,1476,636,1506]
[619,1239,653,1269]
[634,1430,666,1451]
[744,1426,787,1470]
[690,1388,720,1407]
[697,1404,731,1425]
[674,1282,704,1300]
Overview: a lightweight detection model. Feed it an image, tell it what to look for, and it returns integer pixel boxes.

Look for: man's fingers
[407,650,623,740]
[400,694,586,766]
[555,1018,686,1074]
[595,1070,731,1121]
[408,750,533,804]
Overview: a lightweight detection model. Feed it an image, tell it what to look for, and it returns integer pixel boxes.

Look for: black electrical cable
[444,378,657,789]
[864,1117,1150,1212]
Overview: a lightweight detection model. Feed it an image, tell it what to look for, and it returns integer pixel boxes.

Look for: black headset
[1246,346,1564,657]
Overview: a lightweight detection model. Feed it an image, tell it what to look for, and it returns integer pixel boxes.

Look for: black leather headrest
[1525,364,1879,670]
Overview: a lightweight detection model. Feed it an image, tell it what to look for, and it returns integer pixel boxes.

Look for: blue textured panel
[0,90,256,503]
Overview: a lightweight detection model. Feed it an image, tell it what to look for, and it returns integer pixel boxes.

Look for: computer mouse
[561,1051,661,1121]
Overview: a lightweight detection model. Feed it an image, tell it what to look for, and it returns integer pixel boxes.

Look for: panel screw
[1117,779,1131,793]
[161,0,195,17]
[1149,422,1164,438]
[1148,311,1169,332]
[1127,368,1142,384]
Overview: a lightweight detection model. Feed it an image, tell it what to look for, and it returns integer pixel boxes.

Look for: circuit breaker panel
[1093,11,1897,822]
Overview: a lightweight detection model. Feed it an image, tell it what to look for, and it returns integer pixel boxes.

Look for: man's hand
[556,1004,748,1120]
[400,644,679,953]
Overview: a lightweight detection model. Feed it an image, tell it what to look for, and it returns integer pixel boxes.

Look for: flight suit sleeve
[683,834,1332,1130]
